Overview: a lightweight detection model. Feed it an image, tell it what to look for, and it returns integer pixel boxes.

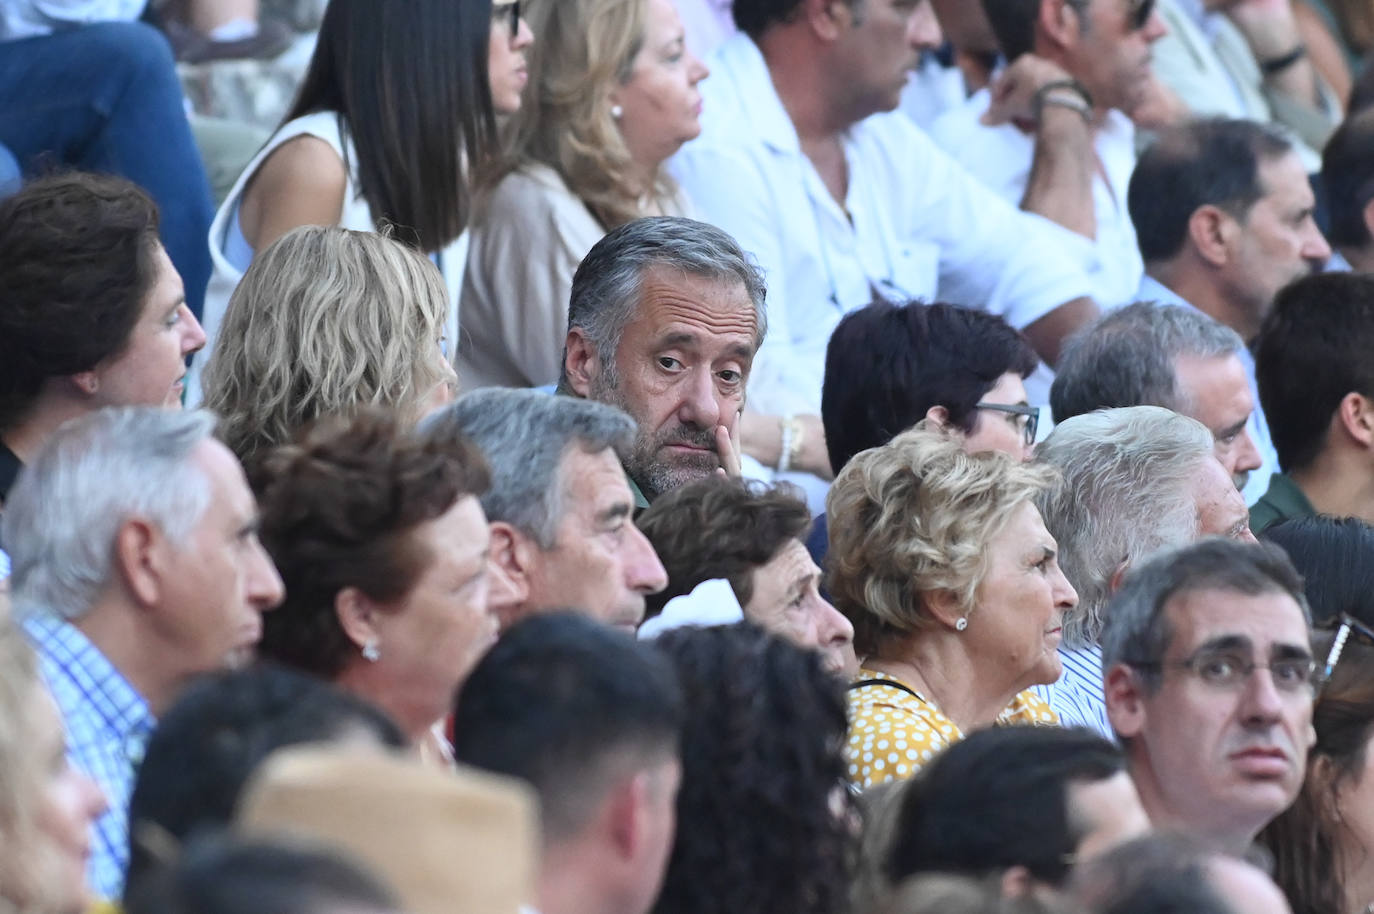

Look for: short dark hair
[1129,118,1294,263]
[1049,301,1243,424]
[636,477,811,619]
[887,726,1125,887]
[284,0,497,251]
[731,0,806,37]
[821,301,1038,472]
[1255,271,1374,473]
[0,172,161,431]
[1261,515,1374,628]
[651,624,854,914]
[124,666,406,898]
[1100,538,1310,690]
[1321,110,1374,250]
[125,835,398,914]
[980,0,1042,62]
[450,613,683,842]
[255,409,490,678]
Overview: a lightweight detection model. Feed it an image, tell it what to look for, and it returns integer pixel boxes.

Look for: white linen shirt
[670,33,1097,417]
[1135,274,1278,505]
[929,91,1144,309]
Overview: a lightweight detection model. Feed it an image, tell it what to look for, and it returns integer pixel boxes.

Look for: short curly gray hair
[825,426,1059,655]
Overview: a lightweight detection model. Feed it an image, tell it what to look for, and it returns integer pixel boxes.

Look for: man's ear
[1108,559,1131,596]
[1361,197,1374,252]
[603,771,651,862]
[1000,865,1035,899]
[564,328,601,399]
[1187,205,1234,268]
[115,517,167,608]
[924,405,951,429]
[1336,392,1374,450]
[1038,0,1079,51]
[487,522,533,616]
[69,370,101,399]
[803,0,851,42]
[1103,663,1147,740]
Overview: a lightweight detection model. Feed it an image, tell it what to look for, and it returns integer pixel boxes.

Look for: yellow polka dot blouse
[844,668,1059,790]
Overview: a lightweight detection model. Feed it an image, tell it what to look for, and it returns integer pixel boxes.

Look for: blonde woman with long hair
[458,0,708,389]
[0,594,108,914]
[201,226,457,471]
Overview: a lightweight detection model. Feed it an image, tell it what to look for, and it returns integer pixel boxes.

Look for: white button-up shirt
[1135,274,1279,505]
[929,91,1144,309]
[671,33,1097,417]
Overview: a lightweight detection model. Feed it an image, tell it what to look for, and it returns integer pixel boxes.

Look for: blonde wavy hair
[0,596,64,914]
[201,226,453,467]
[826,426,1059,657]
[491,0,674,229]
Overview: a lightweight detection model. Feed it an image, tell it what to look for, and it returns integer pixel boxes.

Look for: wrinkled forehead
[1162,586,1310,657]
[632,267,760,350]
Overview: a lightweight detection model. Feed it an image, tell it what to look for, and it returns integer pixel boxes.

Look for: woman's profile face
[488,0,535,115]
[964,501,1077,692]
[30,685,107,914]
[610,0,709,171]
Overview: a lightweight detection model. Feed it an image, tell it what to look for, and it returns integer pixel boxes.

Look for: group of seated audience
[9,0,1374,911]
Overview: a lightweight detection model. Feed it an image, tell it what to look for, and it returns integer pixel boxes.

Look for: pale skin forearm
[1227,0,1323,108]
[740,411,833,480]
[1020,105,1098,240]
[1022,296,1099,369]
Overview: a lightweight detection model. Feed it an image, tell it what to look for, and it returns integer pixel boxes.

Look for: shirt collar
[1137,273,1197,310]
[22,612,154,741]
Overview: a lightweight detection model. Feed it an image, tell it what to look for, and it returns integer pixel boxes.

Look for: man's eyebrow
[1270,642,1314,662]
[596,501,632,525]
[657,331,701,350]
[1217,418,1248,439]
[1192,634,1253,654]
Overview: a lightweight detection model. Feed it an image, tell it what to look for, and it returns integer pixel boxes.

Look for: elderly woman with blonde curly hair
[0,595,108,914]
[200,225,458,472]
[457,0,707,389]
[828,427,1078,790]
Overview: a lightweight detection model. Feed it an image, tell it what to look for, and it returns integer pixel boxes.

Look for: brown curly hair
[636,476,811,619]
[254,408,490,678]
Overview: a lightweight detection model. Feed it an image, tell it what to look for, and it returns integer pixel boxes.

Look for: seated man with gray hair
[558,216,773,507]
[1050,301,1264,495]
[1,406,285,899]
[1035,406,1256,736]
[1101,538,1315,852]
[426,388,668,633]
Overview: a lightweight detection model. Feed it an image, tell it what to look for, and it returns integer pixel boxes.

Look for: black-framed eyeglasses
[1127,647,1319,693]
[974,402,1040,447]
[492,0,519,34]
[1317,613,1374,692]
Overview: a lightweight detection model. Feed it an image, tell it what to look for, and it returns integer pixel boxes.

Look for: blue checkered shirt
[23,612,155,901]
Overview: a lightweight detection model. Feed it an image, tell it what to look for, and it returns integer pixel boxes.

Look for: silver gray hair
[1100,538,1309,695]
[1049,301,1245,423]
[3,407,217,618]
[560,216,767,387]
[1036,406,1215,649]
[423,389,635,548]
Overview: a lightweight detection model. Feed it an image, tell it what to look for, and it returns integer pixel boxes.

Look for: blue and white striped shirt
[23,611,155,901]
[1033,643,1114,739]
